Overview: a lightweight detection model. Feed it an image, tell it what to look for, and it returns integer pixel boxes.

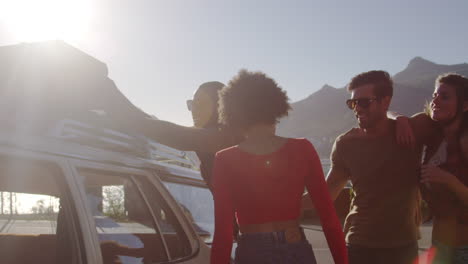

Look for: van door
[0,153,88,264]
[70,160,206,264]
[158,177,214,244]
[157,174,236,263]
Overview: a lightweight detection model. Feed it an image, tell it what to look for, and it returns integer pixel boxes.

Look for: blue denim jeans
[234,229,317,264]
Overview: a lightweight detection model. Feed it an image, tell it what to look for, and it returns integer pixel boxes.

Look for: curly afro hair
[218,69,291,130]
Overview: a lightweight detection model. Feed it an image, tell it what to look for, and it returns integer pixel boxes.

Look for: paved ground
[302,222,433,263]
[2,218,435,263]
[0,219,57,234]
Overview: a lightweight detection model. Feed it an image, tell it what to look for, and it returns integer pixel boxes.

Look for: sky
[0,0,467,125]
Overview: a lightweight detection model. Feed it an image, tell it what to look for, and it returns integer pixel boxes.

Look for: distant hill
[277,57,468,158]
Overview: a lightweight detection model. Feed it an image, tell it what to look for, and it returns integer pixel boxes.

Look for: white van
[0,118,215,264]
[0,41,216,264]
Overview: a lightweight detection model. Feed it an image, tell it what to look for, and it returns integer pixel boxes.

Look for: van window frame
[159,175,214,243]
[158,171,240,262]
[0,149,88,264]
[69,159,200,263]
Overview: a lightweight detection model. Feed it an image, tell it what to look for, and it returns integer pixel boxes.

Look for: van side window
[136,177,192,260]
[162,182,215,244]
[0,158,82,264]
[79,170,168,264]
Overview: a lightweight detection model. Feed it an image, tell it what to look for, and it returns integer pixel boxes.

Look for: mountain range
[277,57,468,157]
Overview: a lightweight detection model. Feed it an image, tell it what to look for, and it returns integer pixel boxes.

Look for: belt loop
[272,231,279,243]
[278,231,286,243]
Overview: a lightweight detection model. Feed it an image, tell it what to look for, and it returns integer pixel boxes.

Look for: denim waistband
[239,227,306,245]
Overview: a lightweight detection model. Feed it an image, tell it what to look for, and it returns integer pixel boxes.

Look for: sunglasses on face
[346,97,379,110]
[186,99,193,111]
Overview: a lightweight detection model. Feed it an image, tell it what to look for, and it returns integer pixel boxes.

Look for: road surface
[302,222,433,263]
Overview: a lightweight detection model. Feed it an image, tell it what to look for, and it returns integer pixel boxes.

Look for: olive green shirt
[331,120,423,248]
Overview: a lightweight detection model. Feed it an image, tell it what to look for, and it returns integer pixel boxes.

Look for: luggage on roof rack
[50,119,199,168]
[0,41,199,169]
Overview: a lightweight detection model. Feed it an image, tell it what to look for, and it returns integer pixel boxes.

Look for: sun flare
[1,0,94,42]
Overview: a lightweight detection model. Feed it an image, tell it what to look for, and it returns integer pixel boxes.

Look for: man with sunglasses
[182,81,243,186]
[325,71,426,264]
[114,81,242,186]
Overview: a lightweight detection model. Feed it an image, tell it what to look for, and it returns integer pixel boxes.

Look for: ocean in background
[321,159,330,175]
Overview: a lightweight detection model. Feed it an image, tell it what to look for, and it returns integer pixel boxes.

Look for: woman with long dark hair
[210,70,348,264]
[420,73,468,263]
[396,73,468,263]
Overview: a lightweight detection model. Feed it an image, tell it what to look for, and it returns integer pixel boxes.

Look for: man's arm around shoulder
[408,112,439,145]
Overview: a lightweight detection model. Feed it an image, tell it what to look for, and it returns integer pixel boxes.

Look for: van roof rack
[49,119,199,169]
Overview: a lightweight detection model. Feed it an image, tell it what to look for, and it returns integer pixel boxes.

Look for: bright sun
[1,0,94,42]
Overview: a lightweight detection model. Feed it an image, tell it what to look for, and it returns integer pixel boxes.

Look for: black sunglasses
[346,97,379,110]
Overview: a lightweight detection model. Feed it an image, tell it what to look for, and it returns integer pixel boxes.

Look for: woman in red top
[210,70,348,264]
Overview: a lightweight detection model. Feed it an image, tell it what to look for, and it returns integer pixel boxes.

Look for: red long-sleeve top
[210,138,348,264]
